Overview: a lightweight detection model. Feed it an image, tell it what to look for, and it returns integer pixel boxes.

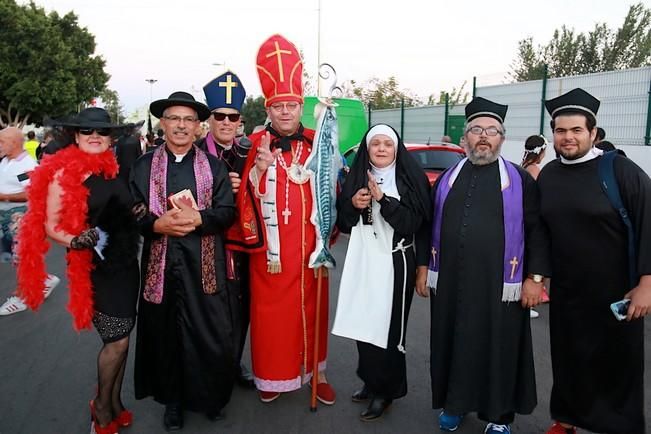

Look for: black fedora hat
[46,107,125,129]
[150,91,211,121]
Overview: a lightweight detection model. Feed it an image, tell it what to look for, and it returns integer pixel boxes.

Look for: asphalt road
[1,239,649,434]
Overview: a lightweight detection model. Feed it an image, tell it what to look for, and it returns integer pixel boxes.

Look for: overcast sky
[26,0,648,113]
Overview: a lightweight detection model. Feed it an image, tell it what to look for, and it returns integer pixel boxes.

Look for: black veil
[340,123,432,223]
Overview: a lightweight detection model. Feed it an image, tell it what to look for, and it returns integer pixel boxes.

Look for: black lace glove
[70,228,100,250]
[131,202,148,220]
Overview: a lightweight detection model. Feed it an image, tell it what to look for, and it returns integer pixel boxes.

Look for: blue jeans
[0,206,27,262]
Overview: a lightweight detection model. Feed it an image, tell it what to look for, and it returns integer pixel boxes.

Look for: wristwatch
[528,273,544,283]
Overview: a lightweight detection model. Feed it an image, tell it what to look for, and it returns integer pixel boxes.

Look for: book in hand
[168,189,199,210]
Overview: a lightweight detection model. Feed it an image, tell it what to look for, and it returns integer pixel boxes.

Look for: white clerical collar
[173,152,188,162]
[560,147,603,165]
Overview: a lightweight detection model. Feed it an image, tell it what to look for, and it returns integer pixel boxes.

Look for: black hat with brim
[465,96,508,124]
[545,88,600,121]
[46,107,125,129]
[150,91,211,121]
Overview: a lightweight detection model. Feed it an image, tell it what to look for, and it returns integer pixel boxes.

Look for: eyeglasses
[163,115,199,123]
[269,102,300,112]
[466,126,504,137]
[78,128,111,136]
[212,112,241,122]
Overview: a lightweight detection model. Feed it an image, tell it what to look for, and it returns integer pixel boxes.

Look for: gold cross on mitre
[509,256,519,280]
[265,41,292,82]
[219,74,238,105]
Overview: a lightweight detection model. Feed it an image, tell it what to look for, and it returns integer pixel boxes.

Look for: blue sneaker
[439,411,463,432]
[485,423,511,433]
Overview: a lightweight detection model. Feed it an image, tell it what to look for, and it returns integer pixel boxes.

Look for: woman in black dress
[332,124,431,421]
[17,108,140,434]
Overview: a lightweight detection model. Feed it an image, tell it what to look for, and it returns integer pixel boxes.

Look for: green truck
[300,96,368,165]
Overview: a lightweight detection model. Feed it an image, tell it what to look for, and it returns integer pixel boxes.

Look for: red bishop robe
[239,128,329,392]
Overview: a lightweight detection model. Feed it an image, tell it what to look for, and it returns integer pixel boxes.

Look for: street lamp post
[145,79,157,135]
[212,62,226,74]
[145,78,158,104]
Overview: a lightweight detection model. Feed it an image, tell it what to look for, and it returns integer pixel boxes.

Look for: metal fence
[367,66,651,146]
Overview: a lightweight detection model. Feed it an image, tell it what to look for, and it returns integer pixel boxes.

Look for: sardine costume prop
[306,100,342,269]
[305,97,342,411]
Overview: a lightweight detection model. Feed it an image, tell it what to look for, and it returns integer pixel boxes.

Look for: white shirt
[0,152,38,211]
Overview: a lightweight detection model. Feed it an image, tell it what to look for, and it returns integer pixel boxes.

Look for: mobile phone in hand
[610,299,631,321]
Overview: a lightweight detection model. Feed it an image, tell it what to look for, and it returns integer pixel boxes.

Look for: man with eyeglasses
[129,91,237,430]
[538,88,651,434]
[199,71,256,389]
[227,34,336,406]
[416,97,549,434]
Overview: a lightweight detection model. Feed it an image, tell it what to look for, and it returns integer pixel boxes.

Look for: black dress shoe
[360,398,392,421]
[206,407,225,421]
[163,404,183,431]
[237,364,256,389]
[351,385,371,402]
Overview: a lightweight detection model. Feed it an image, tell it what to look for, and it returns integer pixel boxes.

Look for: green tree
[0,1,109,127]
[427,81,470,107]
[98,88,126,124]
[346,76,421,109]
[510,3,651,81]
[241,96,267,135]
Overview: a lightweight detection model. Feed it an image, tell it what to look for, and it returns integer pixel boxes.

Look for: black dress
[337,181,426,400]
[85,175,140,341]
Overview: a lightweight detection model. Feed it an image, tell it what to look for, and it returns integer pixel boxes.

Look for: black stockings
[94,337,129,427]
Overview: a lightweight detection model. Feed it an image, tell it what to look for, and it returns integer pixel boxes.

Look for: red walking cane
[310,266,324,412]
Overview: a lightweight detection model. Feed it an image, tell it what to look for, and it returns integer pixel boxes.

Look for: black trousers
[478,412,515,425]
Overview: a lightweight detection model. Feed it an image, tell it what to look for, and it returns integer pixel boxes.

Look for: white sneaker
[0,296,27,316]
[485,423,511,433]
[43,274,60,299]
[530,309,540,319]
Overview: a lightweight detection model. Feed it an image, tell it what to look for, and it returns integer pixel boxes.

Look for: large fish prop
[305,99,342,269]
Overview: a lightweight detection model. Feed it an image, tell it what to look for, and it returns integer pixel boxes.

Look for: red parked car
[405,142,465,185]
[342,142,465,186]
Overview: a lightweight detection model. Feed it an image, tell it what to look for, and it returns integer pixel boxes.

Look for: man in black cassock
[538,88,651,434]
[130,92,236,430]
[115,122,143,182]
[197,71,255,388]
[416,97,550,434]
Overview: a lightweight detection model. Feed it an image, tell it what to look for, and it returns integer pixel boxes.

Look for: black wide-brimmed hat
[46,107,125,129]
[150,91,211,121]
[465,97,508,124]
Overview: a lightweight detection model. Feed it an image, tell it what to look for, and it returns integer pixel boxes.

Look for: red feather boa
[16,145,119,331]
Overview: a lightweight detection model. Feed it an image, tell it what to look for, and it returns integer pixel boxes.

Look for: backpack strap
[598,151,637,288]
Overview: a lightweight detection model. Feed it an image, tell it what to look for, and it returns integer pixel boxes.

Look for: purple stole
[427,157,525,302]
[143,145,217,304]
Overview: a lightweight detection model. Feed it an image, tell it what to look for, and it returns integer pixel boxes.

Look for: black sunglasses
[212,112,241,122]
[78,128,111,137]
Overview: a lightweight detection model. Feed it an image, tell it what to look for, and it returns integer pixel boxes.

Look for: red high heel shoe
[115,409,133,427]
[90,400,119,434]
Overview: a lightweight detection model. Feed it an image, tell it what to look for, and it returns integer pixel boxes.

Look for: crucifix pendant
[282,207,292,225]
